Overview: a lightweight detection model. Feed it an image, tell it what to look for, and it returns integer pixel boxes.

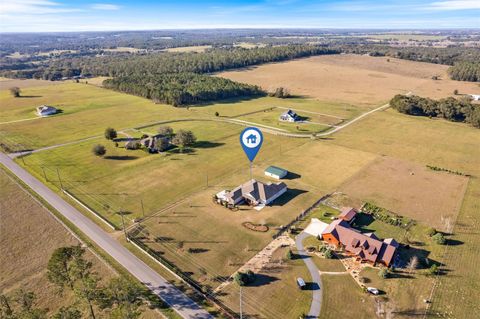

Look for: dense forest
[448,62,480,82]
[338,44,480,65]
[390,94,480,128]
[1,45,339,80]
[103,73,263,106]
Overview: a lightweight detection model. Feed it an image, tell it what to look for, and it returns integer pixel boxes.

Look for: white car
[367,287,380,295]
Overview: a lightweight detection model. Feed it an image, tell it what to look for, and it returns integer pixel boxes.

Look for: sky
[0,0,479,32]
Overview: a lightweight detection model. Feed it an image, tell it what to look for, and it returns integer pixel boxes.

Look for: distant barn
[36,105,57,117]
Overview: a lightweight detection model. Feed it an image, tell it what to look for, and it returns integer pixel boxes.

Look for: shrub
[426,227,437,237]
[427,264,439,276]
[286,249,294,260]
[215,112,219,117]
[104,127,117,140]
[234,271,255,286]
[378,268,389,279]
[324,249,333,259]
[92,144,106,156]
[432,233,446,245]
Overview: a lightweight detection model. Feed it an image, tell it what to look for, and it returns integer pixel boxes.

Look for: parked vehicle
[296,277,306,289]
[367,287,380,295]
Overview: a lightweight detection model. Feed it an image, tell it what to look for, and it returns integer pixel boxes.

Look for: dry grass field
[163,45,212,53]
[339,156,469,231]
[217,246,311,319]
[0,169,113,315]
[0,78,62,91]
[218,54,480,107]
[327,108,480,318]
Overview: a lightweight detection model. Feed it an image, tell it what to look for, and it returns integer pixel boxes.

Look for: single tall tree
[157,126,174,138]
[9,87,21,98]
[172,130,196,152]
[104,128,117,140]
[92,144,106,157]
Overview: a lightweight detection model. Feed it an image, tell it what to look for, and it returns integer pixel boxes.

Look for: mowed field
[218,54,480,107]
[327,108,480,318]
[339,156,469,231]
[0,169,114,315]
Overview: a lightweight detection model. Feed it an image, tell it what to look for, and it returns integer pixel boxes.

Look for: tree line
[448,61,480,82]
[1,45,338,80]
[0,246,149,319]
[103,73,263,106]
[390,94,480,128]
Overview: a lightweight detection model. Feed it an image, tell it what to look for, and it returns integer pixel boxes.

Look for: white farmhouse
[279,109,299,122]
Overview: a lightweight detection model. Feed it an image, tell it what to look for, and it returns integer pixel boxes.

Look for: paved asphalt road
[296,232,322,318]
[0,152,213,319]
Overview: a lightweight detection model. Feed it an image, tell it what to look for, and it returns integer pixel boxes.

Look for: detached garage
[264,166,288,180]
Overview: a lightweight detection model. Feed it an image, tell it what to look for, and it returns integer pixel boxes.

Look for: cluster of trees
[233,270,255,286]
[390,94,480,128]
[448,61,480,82]
[104,73,263,106]
[268,87,291,98]
[0,246,146,319]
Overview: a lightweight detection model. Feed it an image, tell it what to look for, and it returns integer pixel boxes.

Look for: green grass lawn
[320,274,376,319]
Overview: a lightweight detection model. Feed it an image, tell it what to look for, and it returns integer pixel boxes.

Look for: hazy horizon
[1,0,479,32]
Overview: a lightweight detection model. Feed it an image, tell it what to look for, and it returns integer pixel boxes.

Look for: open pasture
[0,78,62,91]
[19,120,308,227]
[218,54,480,107]
[340,156,469,231]
[163,45,212,53]
[327,108,480,318]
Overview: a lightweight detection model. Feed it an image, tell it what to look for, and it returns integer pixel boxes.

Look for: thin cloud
[0,0,82,14]
[428,0,480,10]
[91,3,121,11]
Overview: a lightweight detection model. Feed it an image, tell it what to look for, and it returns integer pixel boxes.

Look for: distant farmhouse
[140,134,171,153]
[469,94,480,101]
[321,208,398,267]
[264,165,288,180]
[217,179,287,208]
[36,105,57,117]
[279,109,299,122]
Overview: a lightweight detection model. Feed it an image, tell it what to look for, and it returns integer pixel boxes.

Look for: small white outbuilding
[36,105,57,117]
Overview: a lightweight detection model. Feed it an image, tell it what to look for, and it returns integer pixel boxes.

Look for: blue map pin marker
[240,127,263,162]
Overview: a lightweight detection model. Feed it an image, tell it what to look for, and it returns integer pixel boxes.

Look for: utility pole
[140,199,145,218]
[56,167,63,190]
[21,156,25,165]
[120,211,129,242]
[41,166,47,181]
[239,286,243,319]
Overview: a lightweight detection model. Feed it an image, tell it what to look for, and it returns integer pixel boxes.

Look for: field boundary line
[0,117,41,125]
[63,189,117,230]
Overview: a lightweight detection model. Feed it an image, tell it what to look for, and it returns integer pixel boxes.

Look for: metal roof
[265,165,288,176]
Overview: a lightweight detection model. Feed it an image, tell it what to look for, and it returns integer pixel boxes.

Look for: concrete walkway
[296,231,322,318]
[0,152,213,319]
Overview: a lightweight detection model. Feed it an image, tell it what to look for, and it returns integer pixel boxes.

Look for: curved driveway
[296,232,322,318]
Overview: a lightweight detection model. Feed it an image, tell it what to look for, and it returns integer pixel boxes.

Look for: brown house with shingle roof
[321,219,398,267]
[224,179,287,206]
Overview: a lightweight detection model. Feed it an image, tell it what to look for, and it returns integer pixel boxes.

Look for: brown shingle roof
[339,207,357,222]
[322,220,398,266]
